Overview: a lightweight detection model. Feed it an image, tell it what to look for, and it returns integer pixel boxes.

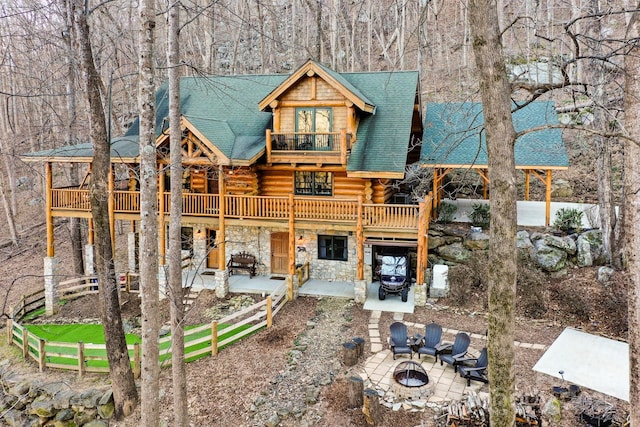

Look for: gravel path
[249,297,358,426]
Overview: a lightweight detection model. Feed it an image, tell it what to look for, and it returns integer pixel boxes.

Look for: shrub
[469,203,490,228]
[553,207,584,233]
[436,201,457,223]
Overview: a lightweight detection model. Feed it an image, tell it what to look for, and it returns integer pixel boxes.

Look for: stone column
[127,232,138,272]
[192,229,207,272]
[354,279,367,304]
[414,283,427,307]
[44,257,59,316]
[214,269,229,298]
[84,244,95,275]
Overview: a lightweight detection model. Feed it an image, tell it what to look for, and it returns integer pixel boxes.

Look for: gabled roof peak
[258,59,376,113]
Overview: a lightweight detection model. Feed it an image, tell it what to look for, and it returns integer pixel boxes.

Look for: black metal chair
[439,332,471,371]
[458,347,489,386]
[389,322,412,360]
[417,322,442,361]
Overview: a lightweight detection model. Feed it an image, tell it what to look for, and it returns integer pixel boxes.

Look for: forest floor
[0,226,631,426]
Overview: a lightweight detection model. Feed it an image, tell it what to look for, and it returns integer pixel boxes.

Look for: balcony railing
[266,130,352,165]
[50,189,424,231]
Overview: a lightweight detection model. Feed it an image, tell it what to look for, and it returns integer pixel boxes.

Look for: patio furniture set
[389,321,489,386]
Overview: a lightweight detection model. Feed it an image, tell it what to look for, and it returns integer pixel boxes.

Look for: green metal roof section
[21,136,140,160]
[314,61,375,109]
[127,74,288,161]
[342,71,420,174]
[420,101,569,168]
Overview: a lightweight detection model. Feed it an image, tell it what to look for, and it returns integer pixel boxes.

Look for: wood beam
[108,165,115,256]
[158,167,166,265]
[545,169,552,227]
[45,162,54,257]
[356,195,364,281]
[288,193,295,300]
[218,166,226,271]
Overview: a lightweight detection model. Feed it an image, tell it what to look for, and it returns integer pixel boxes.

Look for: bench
[226,252,257,278]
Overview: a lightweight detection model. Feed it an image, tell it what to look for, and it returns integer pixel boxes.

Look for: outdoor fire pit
[391,361,433,399]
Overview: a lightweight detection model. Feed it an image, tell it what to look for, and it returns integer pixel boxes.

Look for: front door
[270,232,289,275]
[206,229,219,269]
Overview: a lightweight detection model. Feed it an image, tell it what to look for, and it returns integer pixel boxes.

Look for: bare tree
[72,0,138,419]
[167,0,188,425]
[469,0,518,425]
[625,8,640,424]
[62,0,84,275]
[138,0,161,424]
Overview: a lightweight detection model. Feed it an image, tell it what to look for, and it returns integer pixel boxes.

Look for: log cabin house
[23,60,432,304]
[23,60,569,306]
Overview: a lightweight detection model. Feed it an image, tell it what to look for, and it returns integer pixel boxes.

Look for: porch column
[524,169,531,201]
[108,165,115,255]
[85,219,95,285]
[354,195,367,304]
[158,166,166,265]
[44,257,59,316]
[192,227,207,272]
[216,165,229,298]
[287,194,297,300]
[414,200,428,307]
[45,162,54,258]
[545,169,552,227]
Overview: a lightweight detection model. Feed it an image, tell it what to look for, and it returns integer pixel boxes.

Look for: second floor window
[295,171,332,196]
[296,107,332,150]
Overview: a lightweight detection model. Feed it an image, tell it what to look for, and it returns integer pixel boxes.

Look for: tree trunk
[468,0,517,425]
[73,0,138,419]
[167,1,188,425]
[138,0,160,426]
[63,0,84,276]
[624,11,640,425]
[584,0,621,268]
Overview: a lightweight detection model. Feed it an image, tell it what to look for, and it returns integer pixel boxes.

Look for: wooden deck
[50,189,425,231]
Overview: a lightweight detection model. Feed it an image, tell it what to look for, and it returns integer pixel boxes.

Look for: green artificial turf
[24,322,262,367]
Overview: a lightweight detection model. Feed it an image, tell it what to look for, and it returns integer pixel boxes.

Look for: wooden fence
[6,277,288,377]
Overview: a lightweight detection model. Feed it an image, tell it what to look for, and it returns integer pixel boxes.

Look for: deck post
[266,296,273,328]
[44,256,60,316]
[545,169,552,227]
[414,201,428,307]
[77,341,85,377]
[108,165,115,255]
[211,321,219,356]
[287,194,296,301]
[45,162,54,258]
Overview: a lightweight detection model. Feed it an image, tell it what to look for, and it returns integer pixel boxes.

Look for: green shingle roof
[127,75,288,161]
[420,101,569,168]
[24,63,420,175]
[342,71,420,174]
[21,136,140,161]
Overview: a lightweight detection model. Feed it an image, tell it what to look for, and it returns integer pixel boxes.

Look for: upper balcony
[266,129,352,166]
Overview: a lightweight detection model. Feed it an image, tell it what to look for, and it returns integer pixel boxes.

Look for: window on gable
[296,108,332,150]
[318,235,348,261]
[295,171,332,196]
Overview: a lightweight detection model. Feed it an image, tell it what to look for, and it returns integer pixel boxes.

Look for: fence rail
[7,276,288,377]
